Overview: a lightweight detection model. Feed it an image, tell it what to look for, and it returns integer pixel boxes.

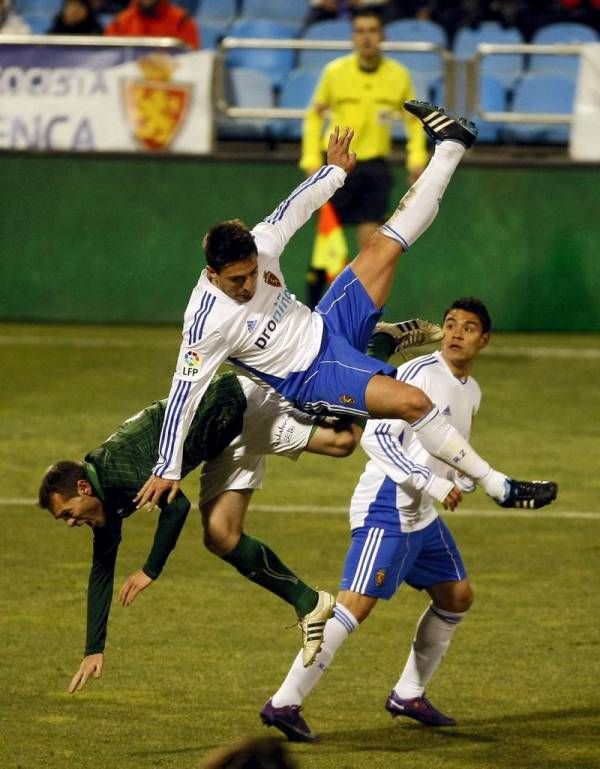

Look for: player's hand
[326,126,357,174]
[119,569,154,607]
[442,486,462,511]
[135,475,180,510]
[68,653,104,694]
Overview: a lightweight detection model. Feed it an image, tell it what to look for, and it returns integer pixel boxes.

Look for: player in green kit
[38,370,361,692]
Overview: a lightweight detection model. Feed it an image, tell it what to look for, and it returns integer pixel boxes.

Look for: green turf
[1,324,599,769]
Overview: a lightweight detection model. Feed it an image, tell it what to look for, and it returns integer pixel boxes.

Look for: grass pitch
[1,324,599,769]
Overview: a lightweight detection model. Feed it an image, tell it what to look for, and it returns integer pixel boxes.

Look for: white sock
[394,603,466,699]
[412,407,508,500]
[379,141,465,250]
[271,605,358,707]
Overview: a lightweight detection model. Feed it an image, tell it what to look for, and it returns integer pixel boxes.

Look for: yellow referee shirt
[300,53,428,173]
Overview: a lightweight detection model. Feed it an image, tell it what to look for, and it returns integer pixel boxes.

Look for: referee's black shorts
[329,157,393,225]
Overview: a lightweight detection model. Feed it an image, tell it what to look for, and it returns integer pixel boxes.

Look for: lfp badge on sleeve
[122,53,192,151]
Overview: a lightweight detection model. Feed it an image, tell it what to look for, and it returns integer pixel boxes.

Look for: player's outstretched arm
[258,126,355,257]
[68,653,104,694]
[118,569,154,608]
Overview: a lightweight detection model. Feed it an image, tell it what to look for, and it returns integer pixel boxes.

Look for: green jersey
[82,372,246,655]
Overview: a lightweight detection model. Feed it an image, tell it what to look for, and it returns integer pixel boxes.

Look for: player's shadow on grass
[321,705,600,753]
[317,724,496,753]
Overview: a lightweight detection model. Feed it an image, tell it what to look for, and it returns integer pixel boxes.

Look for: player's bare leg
[201,489,334,667]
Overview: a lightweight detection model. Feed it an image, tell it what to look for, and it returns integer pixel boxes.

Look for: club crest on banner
[122,54,192,151]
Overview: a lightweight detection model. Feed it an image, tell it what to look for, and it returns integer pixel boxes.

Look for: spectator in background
[306,0,390,27]
[301,7,428,305]
[105,0,200,48]
[48,0,103,34]
[0,0,31,33]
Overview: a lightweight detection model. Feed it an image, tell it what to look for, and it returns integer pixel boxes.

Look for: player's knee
[455,584,474,613]
[445,583,474,613]
[398,384,433,423]
[203,524,235,556]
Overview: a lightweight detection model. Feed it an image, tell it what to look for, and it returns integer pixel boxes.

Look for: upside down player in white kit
[261,298,556,741]
[136,102,557,664]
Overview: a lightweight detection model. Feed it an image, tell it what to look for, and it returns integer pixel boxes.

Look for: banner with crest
[0,44,213,153]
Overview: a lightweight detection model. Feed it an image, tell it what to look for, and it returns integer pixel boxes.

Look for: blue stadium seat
[200,21,226,50]
[454,23,525,89]
[239,0,307,36]
[269,67,319,141]
[470,74,508,143]
[218,66,274,140]
[384,19,447,81]
[299,19,353,70]
[23,13,53,34]
[529,22,598,78]
[197,0,236,26]
[225,19,296,89]
[16,0,60,13]
[504,73,575,144]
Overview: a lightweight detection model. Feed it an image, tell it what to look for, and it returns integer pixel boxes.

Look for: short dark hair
[200,736,297,769]
[352,6,383,24]
[38,460,85,510]
[443,297,492,334]
[203,219,257,272]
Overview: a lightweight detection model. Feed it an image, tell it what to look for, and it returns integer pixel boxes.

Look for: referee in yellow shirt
[302,8,429,304]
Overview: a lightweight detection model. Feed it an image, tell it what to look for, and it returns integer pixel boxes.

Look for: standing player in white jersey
[260,298,557,741]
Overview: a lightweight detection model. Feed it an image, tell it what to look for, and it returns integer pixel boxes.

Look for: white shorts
[199,376,316,506]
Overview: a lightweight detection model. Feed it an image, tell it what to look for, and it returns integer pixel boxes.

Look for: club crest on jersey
[263,270,282,288]
[339,394,356,405]
[181,350,202,377]
[375,569,386,587]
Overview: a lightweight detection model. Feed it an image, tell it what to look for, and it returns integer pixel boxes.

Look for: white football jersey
[349,351,482,533]
[154,165,346,479]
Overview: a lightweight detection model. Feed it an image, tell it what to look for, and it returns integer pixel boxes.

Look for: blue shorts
[339,517,467,599]
[277,266,396,416]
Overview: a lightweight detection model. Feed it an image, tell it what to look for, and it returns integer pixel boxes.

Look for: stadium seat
[225,19,296,90]
[22,13,53,34]
[469,74,508,143]
[504,73,575,144]
[299,19,353,70]
[529,22,598,78]
[269,67,319,141]
[15,0,60,13]
[200,21,226,50]
[384,19,447,81]
[218,66,274,140]
[239,0,307,36]
[454,23,525,89]
[197,0,236,26]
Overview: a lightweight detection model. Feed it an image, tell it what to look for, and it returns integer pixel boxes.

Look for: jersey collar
[83,461,106,502]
